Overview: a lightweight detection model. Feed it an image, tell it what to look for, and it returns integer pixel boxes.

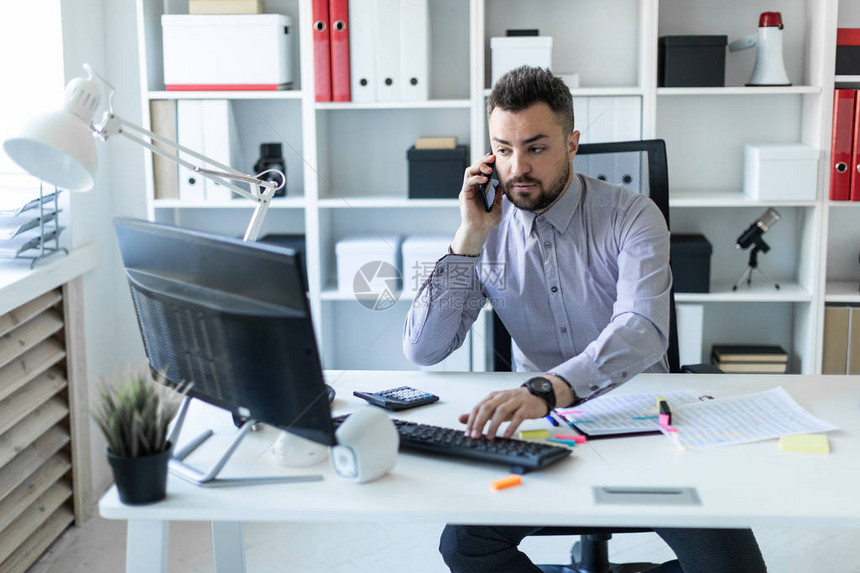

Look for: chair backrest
[491,139,681,374]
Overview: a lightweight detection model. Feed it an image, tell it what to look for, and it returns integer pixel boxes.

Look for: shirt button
[621,372,628,378]
[544,241,551,248]
[537,216,544,222]
[560,326,567,334]
[551,286,558,293]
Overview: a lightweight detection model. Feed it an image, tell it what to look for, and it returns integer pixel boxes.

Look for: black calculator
[353,386,440,411]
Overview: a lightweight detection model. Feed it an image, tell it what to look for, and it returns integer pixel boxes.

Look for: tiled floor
[28,510,860,572]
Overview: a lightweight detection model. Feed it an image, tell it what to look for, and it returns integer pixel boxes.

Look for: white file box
[162,14,293,90]
[743,144,819,201]
[490,36,552,86]
[335,235,402,293]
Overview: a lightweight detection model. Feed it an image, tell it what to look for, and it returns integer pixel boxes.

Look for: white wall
[57,0,149,499]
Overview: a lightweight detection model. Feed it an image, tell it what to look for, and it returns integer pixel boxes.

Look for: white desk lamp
[4,66,396,483]
[3,64,284,242]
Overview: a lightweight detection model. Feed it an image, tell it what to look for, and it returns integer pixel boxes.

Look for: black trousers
[439,525,767,573]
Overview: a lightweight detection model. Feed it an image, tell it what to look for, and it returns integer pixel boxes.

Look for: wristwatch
[522,376,556,415]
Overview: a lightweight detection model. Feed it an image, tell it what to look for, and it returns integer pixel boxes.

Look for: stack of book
[189,0,263,14]
[711,344,789,373]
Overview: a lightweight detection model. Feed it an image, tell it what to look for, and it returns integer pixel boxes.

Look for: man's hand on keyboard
[459,387,547,440]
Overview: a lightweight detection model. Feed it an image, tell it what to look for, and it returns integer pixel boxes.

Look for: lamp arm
[96,113,283,242]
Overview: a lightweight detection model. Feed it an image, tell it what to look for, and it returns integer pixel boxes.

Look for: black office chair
[491,139,708,573]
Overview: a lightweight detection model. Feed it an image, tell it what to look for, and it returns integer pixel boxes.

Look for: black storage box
[257,234,309,291]
[670,233,712,293]
[836,29,860,75]
[407,145,469,199]
[658,36,727,87]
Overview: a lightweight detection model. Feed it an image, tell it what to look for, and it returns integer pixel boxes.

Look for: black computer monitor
[113,217,335,446]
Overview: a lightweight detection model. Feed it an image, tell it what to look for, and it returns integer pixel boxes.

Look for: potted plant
[92,369,185,505]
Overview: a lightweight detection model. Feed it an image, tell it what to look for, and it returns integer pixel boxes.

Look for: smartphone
[478,158,498,212]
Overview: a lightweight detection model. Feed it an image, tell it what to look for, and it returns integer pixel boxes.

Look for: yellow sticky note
[519,429,549,439]
[779,434,830,454]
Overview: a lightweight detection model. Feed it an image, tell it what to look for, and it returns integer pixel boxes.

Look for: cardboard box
[658,36,727,87]
[162,14,293,90]
[490,36,552,86]
[401,235,450,294]
[743,144,818,201]
[335,235,401,293]
[407,145,469,199]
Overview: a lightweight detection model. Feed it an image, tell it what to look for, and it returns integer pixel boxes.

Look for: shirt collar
[512,173,582,235]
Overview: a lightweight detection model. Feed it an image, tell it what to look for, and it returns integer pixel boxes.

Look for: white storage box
[162,14,293,90]
[335,235,402,293]
[491,36,553,86]
[743,144,819,201]
[401,235,450,295]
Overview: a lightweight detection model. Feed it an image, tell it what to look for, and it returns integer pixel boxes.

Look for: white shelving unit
[134,0,854,374]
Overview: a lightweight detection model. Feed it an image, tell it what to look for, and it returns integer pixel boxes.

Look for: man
[403,66,767,572]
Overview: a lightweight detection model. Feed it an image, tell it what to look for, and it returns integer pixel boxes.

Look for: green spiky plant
[92,370,186,459]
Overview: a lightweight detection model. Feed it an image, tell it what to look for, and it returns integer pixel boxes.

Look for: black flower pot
[107,443,172,505]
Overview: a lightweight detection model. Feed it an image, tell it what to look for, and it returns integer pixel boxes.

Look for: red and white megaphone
[729,12,791,86]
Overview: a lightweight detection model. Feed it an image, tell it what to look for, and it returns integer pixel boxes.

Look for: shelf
[825,281,860,303]
[482,87,644,98]
[835,76,860,83]
[674,281,812,303]
[670,189,817,208]
[148,90,303,100]
[318,197,459,208]
[827,200,860,207]
[320,287,415,302]
[152,197,306,209]
[315,99,471,110]
[657,86,821,96]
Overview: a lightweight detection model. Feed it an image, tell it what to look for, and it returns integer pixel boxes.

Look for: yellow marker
[519,429,550,439]
[779,434,830,454]
[490,475,522,491]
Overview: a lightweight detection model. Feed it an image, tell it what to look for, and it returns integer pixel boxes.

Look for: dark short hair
[487,66,574,134]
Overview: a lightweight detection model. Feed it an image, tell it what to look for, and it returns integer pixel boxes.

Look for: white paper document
[556,391,703,436]
[669,386,837,449]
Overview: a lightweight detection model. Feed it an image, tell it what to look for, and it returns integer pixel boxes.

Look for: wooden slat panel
[62,278,90,524]
[0,505,74,573]
[0,338,66,403]
[0,290,62,339]
[0,368,67,436]
[0,454,70,533]
[0,426,69,502]
[0,310,64,370]
[0,397,69,468]
[0,481,72,565]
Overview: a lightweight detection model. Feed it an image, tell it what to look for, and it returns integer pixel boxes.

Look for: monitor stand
[166,396,324,487]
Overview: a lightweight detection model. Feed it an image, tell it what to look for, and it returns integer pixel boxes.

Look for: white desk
[99,371,860,573]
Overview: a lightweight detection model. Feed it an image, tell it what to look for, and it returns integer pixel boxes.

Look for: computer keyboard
[332,415,572,473]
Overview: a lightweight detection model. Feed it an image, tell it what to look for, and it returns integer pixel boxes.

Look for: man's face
[489,102,580,212]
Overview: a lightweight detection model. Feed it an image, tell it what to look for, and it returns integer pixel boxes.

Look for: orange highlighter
[490,475,522,491]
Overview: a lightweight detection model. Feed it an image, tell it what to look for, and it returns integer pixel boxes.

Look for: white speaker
[331,406,398,483]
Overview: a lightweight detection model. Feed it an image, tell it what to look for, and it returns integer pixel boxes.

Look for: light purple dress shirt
[403,173,671,404]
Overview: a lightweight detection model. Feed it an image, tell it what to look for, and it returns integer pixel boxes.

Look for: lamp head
[736,207,780,250]
[2,65,101,191]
